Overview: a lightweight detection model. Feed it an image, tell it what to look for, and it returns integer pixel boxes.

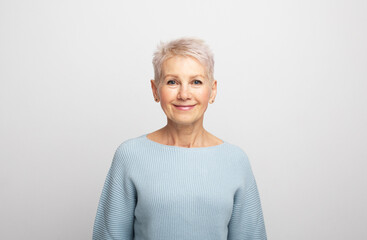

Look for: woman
[93,37,267,240]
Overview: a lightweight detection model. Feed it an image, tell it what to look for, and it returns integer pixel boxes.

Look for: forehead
[162,55,206,76]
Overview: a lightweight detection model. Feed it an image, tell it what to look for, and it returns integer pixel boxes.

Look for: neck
[162,118,208,148]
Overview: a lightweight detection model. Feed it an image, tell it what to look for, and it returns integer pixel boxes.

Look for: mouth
[173,104,196,111]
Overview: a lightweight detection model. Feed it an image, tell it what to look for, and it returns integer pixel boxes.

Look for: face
[151,55,217,126]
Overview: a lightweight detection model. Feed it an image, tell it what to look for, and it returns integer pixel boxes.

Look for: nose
[177,84,191,100]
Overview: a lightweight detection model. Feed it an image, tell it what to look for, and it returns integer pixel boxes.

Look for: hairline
[155,54,213,87]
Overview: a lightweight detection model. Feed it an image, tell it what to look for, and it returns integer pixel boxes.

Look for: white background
[1,0,366,239]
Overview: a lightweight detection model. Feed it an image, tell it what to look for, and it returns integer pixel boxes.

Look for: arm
[227,180,267,240]
[93,145,136,240]
[227,151,267,240]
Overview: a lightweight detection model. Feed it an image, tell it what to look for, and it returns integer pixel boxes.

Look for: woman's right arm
[93,145,136,240]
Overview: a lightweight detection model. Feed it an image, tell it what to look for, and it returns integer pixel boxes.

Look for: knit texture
[93,134,267,240]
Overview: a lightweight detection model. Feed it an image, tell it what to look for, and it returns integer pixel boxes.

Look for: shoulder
[116,135,146,153]
[111,134,146,166]
[223,141,252,170]
[223,141,257,188]
[115,134,147,152]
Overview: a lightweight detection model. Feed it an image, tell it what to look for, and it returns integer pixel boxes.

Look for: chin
[170,117,202,126]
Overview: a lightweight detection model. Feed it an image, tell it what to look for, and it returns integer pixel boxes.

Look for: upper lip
[174,104,196,107]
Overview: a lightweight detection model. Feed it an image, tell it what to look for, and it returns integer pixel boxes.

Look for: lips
[173,104,196,111]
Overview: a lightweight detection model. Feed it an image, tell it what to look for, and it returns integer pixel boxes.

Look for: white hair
[152,37,214,86]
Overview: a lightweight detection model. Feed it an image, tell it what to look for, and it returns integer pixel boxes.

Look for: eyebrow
[191,74,206,79]
[164,74,178,79]
[163,74,206,79]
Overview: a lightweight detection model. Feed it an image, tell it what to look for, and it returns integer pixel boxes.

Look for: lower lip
[174,105,195,111]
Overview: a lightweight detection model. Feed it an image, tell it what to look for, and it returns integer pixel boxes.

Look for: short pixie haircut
[152,37,214,86]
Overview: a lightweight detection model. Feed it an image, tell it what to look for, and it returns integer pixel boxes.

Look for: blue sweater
[93,134,267,240]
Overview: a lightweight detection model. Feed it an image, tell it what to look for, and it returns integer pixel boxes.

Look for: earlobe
[151,79,160,102]
[209,80,217,103]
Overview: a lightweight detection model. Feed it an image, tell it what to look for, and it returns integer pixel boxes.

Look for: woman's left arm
[227,151,267,240]
[227,179,267,240]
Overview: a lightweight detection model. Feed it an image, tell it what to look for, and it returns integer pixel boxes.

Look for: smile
[173,104,196,111]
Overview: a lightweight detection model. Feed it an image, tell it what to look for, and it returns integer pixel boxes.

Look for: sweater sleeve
[227,152,267,240]
[93,144,136,240]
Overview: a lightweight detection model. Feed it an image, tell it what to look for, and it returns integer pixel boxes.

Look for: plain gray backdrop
[1,0,366,239]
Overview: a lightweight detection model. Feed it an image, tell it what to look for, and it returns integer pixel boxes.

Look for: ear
[209,80,217,104]
[151,79,160,102]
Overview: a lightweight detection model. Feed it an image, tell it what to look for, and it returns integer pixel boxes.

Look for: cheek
[159,88,176,103]
[197,88,211,102]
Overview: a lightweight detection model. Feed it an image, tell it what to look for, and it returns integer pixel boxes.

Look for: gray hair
[152,37,214,86]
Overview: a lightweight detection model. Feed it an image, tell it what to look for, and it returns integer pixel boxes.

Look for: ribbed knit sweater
[93,134,267,240]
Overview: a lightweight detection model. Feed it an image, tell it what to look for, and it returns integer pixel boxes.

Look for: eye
[167,80,177,85]
[193,80,202,85]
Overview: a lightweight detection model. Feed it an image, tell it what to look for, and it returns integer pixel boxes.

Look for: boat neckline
[142,134,226,150]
